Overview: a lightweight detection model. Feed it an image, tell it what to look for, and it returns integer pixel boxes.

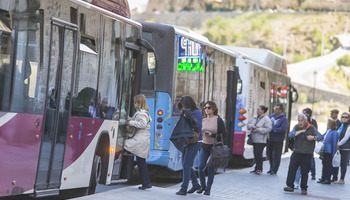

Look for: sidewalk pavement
[73,153,349,200]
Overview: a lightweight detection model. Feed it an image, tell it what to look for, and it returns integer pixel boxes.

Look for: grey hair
[297,113,308,121]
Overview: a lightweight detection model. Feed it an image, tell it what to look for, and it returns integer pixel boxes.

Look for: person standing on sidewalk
[332,112,350,182]
[267,103,288,175]
[330,109,342,129]
[173,96,202,196]
[284,113,323,195]
[334,114,350,184]
[197,101,226,196]
[247,105,272,174]
[124,94,152,190]
[303,108,318,180]
[317,119,338,184]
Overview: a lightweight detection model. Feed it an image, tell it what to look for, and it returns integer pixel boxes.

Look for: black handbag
[247,134,253,145]
[207,134,230,169]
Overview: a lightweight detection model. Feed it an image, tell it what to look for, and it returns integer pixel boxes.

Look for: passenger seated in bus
[98,97,114,119]
[72,87,96,117]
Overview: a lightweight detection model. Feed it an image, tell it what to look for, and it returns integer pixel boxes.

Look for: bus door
[35,18,77,196]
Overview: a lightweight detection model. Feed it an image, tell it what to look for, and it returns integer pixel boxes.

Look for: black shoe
[203,189,210,196]
[197,187,205,194]
[267,170,272,174]
[270,171,276,175]
[321,180,331,184]
[176,190,187,196]
[138,184,152,190]
[317,179,324,183]
[311,176,316,180]
[187,185,201,193]
[284,186,294,192]
[301,189,307,195]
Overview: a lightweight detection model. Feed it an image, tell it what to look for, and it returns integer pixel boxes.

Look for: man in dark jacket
[330,109,342,129]
[267,103,288,175]
[284,114,323,195]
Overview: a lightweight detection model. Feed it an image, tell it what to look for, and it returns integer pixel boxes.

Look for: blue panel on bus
[153,92,172,151]
[146,98,155,150]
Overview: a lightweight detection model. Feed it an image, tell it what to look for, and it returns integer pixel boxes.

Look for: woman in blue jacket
[318,119,338,184]
[175,96,202,196]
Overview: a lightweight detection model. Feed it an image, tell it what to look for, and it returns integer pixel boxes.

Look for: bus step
[34,188,59,198]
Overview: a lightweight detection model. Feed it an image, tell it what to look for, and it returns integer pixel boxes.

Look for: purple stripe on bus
[0,113,43,197]
[63,117,104,169]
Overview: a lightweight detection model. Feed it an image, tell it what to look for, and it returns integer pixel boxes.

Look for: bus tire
[88,154,102,195]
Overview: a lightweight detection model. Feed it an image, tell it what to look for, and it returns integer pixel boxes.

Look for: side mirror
[147,52,156,75]
[290,85,298,103]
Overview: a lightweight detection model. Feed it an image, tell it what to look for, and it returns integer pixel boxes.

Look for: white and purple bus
[0,0,156,198]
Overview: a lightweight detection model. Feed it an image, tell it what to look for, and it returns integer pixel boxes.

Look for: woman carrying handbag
[247,105,272,174]
[196,101,226,196]
[124,94,152,190]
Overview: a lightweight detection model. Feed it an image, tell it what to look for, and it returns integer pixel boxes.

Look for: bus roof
[222,46,288,76]
[70,0,141,29]
[173,26,237,58]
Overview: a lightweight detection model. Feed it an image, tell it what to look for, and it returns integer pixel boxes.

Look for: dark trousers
[267,141,283,173]
[286,152,312,190]
[321,153,333,181]
[181,142,201,191]
[340,150,350,180]
[253,143,266,171]
[136,156,151,187]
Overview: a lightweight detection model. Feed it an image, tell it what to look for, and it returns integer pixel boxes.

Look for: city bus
[222,46,298,162]
[139,22,298,170]
[0,0,156,198]
[140,22,241,171]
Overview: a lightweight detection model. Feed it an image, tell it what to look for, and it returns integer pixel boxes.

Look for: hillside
[203,13,348,64]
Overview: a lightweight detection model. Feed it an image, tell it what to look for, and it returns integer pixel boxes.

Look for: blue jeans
[181,142,201,191]
[198,147,215,190]
[310,157,316,177]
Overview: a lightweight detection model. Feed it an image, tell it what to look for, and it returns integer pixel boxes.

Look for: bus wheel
[88,154,102,195]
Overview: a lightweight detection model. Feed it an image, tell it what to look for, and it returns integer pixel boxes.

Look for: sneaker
[294,184,299,189]
[267,170,272,174]
[255,170,262,175]
[270,171,276,175]
[187,185,201,194]
[311,176,316,180]
[301,189,307,195]
[334,179,345,184]
[250,170,256,173]
[284,186,294,192]
[176,189,187,196]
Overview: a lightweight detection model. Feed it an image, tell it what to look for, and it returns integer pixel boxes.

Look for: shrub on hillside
[337,55,350,67]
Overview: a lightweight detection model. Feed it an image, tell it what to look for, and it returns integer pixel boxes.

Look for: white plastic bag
[332,150,341,167]
[314,141,324,154]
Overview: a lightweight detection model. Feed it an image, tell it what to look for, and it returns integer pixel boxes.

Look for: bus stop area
[72,153,348,200]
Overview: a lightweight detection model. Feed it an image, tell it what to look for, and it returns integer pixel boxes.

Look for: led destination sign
[177,36,203,72]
